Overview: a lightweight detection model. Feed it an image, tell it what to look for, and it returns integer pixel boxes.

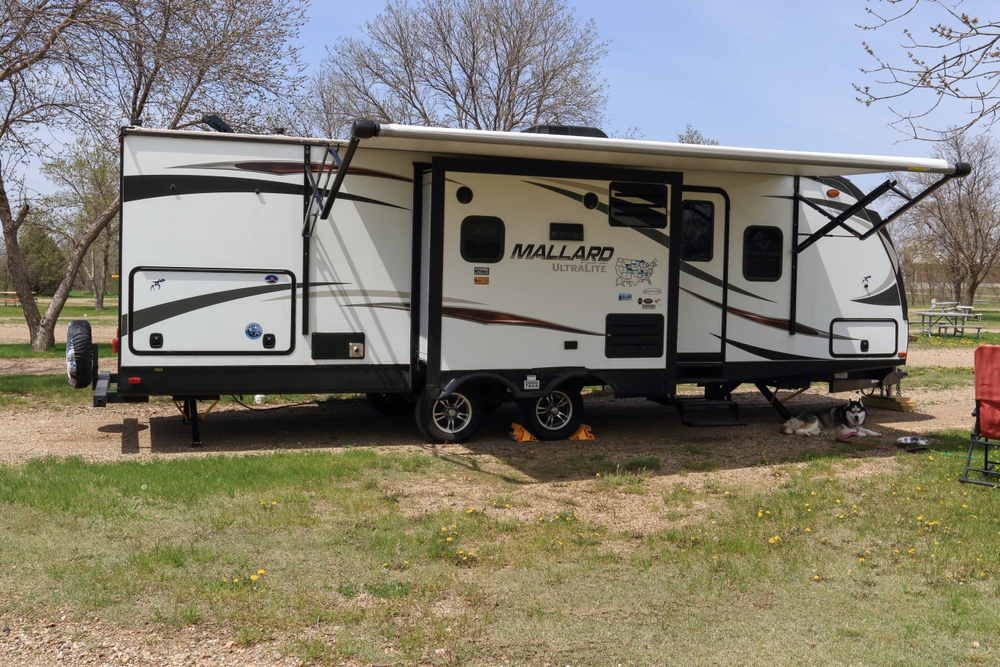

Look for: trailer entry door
[677,190,728,362]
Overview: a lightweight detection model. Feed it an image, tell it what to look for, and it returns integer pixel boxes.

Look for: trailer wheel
[366,392,416,416]
[66,320,94,389]
[518,388,584,440]
[415,389,484,443]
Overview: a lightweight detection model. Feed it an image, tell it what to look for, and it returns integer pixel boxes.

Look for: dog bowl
[896,436,929,449]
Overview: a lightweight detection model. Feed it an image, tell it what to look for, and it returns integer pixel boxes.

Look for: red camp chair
[961,345,1000,486]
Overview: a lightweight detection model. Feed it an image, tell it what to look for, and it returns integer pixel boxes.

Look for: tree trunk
[0,172,43,340]
[965,283,980,307]
[94,239,108,310]
[24,197,119,351]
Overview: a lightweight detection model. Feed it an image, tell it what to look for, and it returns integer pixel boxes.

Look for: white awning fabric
[370,124,956,177]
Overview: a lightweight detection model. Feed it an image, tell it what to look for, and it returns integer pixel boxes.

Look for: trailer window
[609,182,667,229]
[682,201,714,261]
[461,216,505,262]
[743,226,782,281]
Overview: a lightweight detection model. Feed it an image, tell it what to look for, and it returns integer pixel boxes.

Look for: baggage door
[677,190,728,361]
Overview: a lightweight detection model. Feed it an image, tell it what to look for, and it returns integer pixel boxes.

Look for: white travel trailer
[74,121,968,444]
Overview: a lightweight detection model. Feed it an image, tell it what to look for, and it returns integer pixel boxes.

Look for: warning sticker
[474,276,490,285]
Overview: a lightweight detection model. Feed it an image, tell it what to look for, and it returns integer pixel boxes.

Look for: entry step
[673,399,748,428]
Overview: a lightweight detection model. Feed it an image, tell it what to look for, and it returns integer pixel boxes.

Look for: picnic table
[914,310,984,337]
[956,305,983,321]
[0,291,36,307]
[930,300,958,311]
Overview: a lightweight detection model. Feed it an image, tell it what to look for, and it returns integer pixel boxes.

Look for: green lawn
[2,435,1000,665]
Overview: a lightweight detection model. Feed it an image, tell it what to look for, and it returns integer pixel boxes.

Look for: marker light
[826,189,840,197]
[128,377,141,385]
[898,352,907,359]
[111,327,120,354]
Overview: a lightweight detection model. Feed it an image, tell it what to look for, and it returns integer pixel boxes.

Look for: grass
[0,297,119,324]
[0,374,90,406]
[903,365,975,390]
[0,343,115,358]
[4,437,1000,665]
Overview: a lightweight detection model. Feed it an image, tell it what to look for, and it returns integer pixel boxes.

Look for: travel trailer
[70,121,968,444]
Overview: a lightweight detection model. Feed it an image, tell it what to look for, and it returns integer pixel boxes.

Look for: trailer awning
[367,124,957,177]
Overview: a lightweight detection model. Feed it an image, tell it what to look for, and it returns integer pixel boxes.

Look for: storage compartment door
[129,268,295,354]
[830,319,897,357]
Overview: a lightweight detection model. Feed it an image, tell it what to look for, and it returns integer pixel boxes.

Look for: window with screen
[743,226,783,281]
[460,216,505,262]
[682,201,714,261]
[609,182,667,229]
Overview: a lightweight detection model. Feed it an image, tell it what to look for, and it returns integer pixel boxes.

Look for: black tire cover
[66,320,93,389]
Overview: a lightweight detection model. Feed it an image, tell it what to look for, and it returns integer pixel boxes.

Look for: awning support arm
[795,178,896,254]
[859,168,967,240]
[319,119,380,221]
[792,161,971,254]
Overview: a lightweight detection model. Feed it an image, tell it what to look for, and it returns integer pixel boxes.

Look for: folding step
[674,399,747,428]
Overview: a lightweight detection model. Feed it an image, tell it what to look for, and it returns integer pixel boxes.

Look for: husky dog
[781,399,881,438]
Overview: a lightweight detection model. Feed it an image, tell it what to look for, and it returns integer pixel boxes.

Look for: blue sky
[298,0,982,160]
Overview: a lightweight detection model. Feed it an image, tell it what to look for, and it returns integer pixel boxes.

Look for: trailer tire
[366,392,416,416]
[415,389,484,443]
[66,320,93,389]
[517,387,584,441]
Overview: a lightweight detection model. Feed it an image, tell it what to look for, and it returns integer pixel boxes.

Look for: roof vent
[522,125,608,138]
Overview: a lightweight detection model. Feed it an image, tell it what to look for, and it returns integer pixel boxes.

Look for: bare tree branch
[856,0,1000,139]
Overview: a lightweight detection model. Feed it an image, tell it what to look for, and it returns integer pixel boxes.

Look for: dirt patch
[906,346,974,367]
[0,323,116,345]
[0,358,67,375]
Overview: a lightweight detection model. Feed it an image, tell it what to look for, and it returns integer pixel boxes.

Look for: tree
[899,131,1000,305]
[0,0,307,350]
[856,0,1000,139]
[305,0,609,137]
[38,138,119,309]
[18,223,67,296]
[676,124,719,146]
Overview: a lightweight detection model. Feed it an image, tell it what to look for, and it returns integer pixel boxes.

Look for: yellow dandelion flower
[446,537,453,542]
[466,508,475,514]
[813,575,819,580]
[382,562,388,567]
[557,541,563,545]
[981,572,986,577]
[458,550,464,555]
[505,504,510,508]
[768,538,775,544]
[859,557,865,562]
[757,510,763,518]
[258,569,265,575]
[441,527,448,532]
[595,472,601,477]
[260,502,266,506]
[271,501,277,505]
[233,578,239,583]
[835,499,841,504]
[462,557,468,561]
[250,575,258,581]
[805,528,811,532]
[451,524,457,528]
[917,516,923,521]
[928,456,935,461]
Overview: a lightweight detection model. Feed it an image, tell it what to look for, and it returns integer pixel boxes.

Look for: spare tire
[66,320,93,389]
